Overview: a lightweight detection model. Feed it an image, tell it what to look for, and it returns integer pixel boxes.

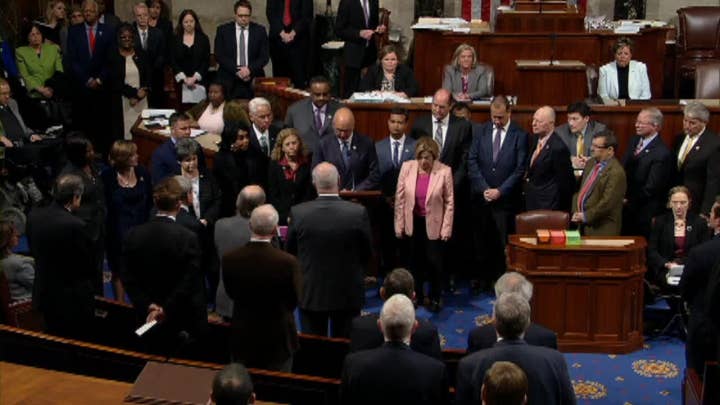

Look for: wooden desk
[130,118,220,169]
[507,235,647,353]
[412,28,669,101]
[515,60,587,105]
[496,11,585,33]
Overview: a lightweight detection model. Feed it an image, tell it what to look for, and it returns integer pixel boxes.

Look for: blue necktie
[342,140,351,169]
[392,141,400,167]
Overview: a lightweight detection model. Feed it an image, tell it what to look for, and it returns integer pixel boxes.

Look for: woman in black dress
[101,140,153,302]
[267,128,314,225]
[170,9,210,94]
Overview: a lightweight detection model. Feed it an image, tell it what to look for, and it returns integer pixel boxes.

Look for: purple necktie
[492,127,502,162]
[314,108,323,133]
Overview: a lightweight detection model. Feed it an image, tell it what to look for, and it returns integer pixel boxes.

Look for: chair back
[695,61,720,99]
[482,63,495,95]
[677,7,720,56]
[515,210,569,234]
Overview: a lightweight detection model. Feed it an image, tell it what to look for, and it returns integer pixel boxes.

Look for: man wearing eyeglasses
[214,0,269,99]
[621,107,673,238]
[571,130,627,236]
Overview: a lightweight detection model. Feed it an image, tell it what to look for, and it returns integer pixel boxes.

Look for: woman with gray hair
[442,43,493,101]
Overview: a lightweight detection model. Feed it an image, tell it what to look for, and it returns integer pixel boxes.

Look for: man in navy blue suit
[468,96,528,288]
[311,107,379,191]
[214,0,269,99]
[456,293,575,405]
[266,0,313,88]
[65,0,115,158]
[150,113,206,184]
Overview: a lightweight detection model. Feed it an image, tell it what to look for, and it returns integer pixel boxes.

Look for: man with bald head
[223,204,301,371]
[287,162,372,337]
[525,106,575,211]
[311,107,379,190]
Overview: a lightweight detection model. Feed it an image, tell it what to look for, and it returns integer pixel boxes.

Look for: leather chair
[515,210,569,235]
[675,7,720,97]
[694,61,720,99]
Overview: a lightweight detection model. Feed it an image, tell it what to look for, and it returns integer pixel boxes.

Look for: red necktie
[577,163,602,212]
[283,0,292,27]
[88,26,96,54]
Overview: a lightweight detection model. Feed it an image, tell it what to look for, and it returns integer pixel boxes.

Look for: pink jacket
[394,159,454,240]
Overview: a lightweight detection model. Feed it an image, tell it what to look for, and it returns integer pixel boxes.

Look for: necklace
[117,169,137,187]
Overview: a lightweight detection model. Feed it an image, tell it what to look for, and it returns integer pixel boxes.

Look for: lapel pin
[352,145,357,150]
[695,146,700,150]
[644,149,649,153]
[687,225,693,232]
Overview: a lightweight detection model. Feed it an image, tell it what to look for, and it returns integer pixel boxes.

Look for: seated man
[350,268,441,359]
[340,294,449,405]
[0,78,43,148]
[467,272,556,353]
[456,293,575,405]
[211,363,255,405]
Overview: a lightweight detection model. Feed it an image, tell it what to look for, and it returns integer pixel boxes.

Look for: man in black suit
[350,268,441,359]
[28,174,95,340]
[525,106,575,211]
[286,162,372,337]
[456,293,575,405]
[341,294,449,405]
[65,0,115,158]
[335,0,386,98]
[680,197,720,373]
[223,204,301,371]
[214,0,269,99]
[468,96,528,287]
[122,177,207,355]
[266,0,313,88]
[132,2,165,107]
[285,76,343,155]
[311,107,379,191]
[150,113,206,184]
[622,107,674,238]
[674,101,720,216]
[467,272,557,353]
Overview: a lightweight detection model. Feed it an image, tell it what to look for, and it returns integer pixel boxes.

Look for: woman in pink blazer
[394,137,454,312]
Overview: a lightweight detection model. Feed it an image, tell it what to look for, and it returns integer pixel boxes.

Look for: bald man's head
[432,88,452,121]
[532,106,555,137]
[333,107,355,141]
[312,162,340,193]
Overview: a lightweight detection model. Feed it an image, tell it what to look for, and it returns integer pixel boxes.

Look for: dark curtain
[614,0,646,20]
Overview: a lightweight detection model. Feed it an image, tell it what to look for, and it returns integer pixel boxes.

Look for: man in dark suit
[673,101,720,216]
[468,96,528,286]
[556,101,608,174]
[28,174,95,340]
[286,162,372,337]
[247,97,281,188]
[680,197,720,373]
[132,2,165,107]
[122,177,207,355]
[214,0,269,99]
[350,268,441,359]
[266,0,313,88]
[622,107,674,238]
[572,131,627,236]
[335,0,386,98]
[456,293,575,405]
[65,0,115,158]
[285,76,343,154]
[341,294,449,405]
[374,108,415,271]
[223,204,301,371]
[525,106,575,212]
[150,113,206,184]
[467,272,557,353]
[311,107,379,191]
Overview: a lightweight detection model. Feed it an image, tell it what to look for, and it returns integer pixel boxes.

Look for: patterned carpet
[361,281,686,405]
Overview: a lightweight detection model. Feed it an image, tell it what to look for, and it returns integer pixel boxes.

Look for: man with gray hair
[340,294,449,404]
[214,185,266,319]
[28,174,95,339]
[467,272,557,353]
[456,293,575,405]
[621,107,673,238]
[249,97,280,158]
[673,101,720,216]
[223,204,301,371]
[131,1,165,107]
[287,162,372,337]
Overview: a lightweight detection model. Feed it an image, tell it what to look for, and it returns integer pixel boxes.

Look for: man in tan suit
[571,130,627,236]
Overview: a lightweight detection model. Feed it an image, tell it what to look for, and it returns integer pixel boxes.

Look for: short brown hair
[414,136,439,160]
[108,140,138,170]
[613,37,634,54]
[667,185,692,208]
[482,361,528,405]
[153,177,183,211]
[378,44,400,61]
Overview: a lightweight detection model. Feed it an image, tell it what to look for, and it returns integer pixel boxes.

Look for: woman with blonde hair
[101,140,153,302]
[442,43,493,101]
[395,137,454,312]
[267,128,314,224]
[34,0,67,46]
